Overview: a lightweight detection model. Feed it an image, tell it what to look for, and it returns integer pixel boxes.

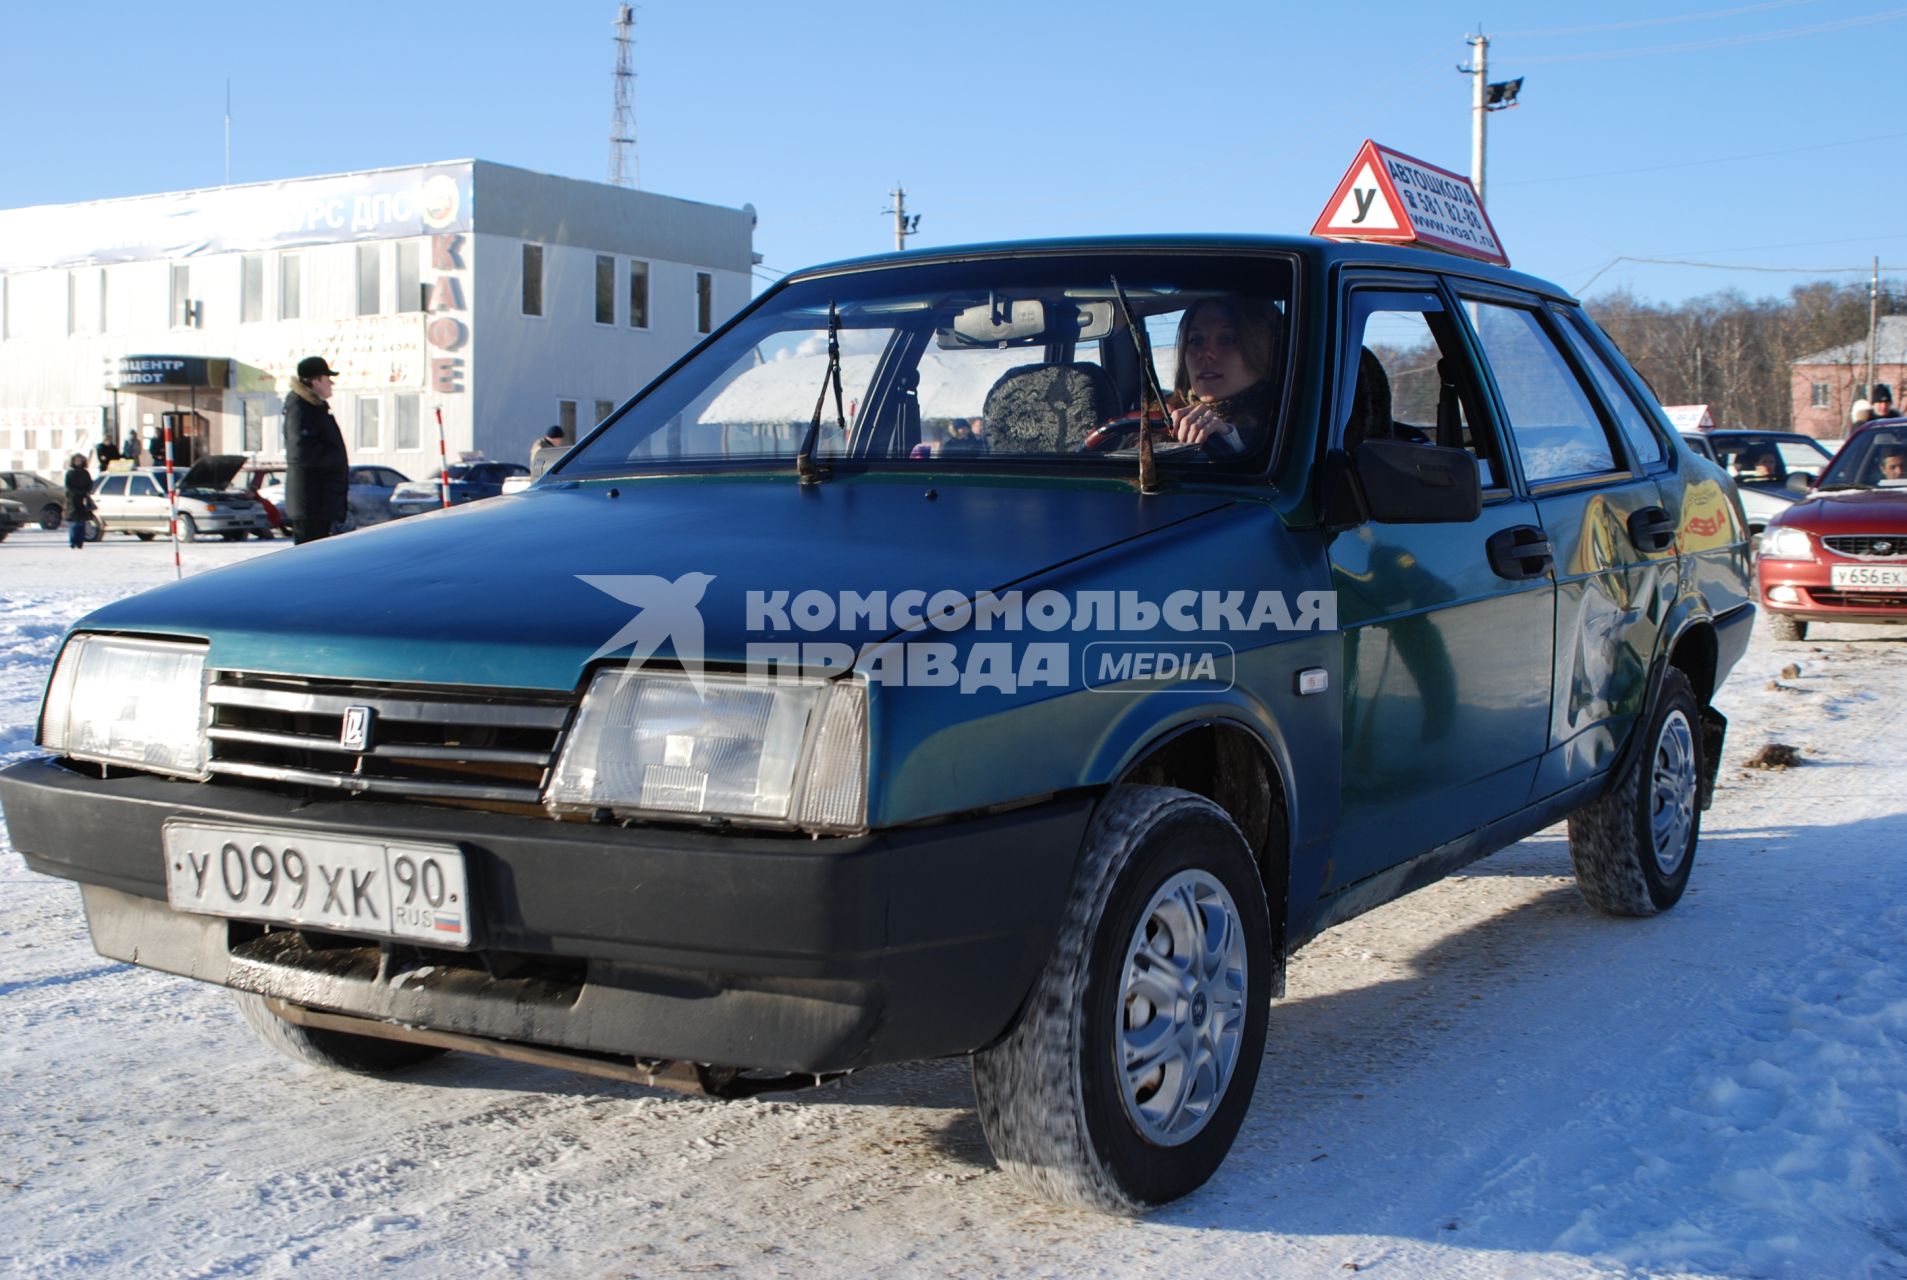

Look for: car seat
[1341,348,1394,452]
[981,363,1121,454]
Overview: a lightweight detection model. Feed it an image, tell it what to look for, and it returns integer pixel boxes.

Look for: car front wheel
[1767,613,1807,642]
[972,786,1271,1212]
[1567,668,1703,916]
[232,992,447,1075]
[176,513,199,542]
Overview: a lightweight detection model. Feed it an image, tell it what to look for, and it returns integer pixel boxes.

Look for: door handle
[1486,525,1553,580]
[1627,505,1677,553]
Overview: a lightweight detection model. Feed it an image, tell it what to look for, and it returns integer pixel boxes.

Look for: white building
[0,160,757,479]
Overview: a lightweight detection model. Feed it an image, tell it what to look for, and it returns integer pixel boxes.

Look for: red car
[1756,421,1907,640]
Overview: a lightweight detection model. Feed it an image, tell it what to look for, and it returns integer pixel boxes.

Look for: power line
[1576,254,1907,293]
[1497,1,1819,39]
[1517,7,1907,62]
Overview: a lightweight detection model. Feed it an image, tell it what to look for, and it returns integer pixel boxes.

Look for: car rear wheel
[134,532,155,542]
[972,786,1271,1212]
[38,503,62,530]
[1567,668,1702,916]
[1767,613,1807,642]
[231,992,447,1075]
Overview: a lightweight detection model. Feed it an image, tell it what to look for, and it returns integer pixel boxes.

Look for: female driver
[1167,298,1281,452]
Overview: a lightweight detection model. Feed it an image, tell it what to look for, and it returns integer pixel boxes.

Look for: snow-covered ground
[2,526,1904,1279]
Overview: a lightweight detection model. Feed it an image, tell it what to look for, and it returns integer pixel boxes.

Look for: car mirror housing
[1351,439,1483,524]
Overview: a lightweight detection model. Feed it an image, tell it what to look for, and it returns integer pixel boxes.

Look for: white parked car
[1679,430,1833,552]
[91,457,270,542]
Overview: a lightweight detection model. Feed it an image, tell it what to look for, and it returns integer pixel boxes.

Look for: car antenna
[1110,276,1162,495]
[797,301,845,485]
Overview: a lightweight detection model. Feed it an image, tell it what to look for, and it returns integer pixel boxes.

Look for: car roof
[782,234,1578,303]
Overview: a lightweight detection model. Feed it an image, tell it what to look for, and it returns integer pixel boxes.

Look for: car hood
[1775,486,1907,533]
[181,454,248,491]
[72,475,1239,690]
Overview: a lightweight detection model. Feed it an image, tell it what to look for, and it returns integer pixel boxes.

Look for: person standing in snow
[283,356,349,544]
[62,453,94,550]
[529,425,567,479]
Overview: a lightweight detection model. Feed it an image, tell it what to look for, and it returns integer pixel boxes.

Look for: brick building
[1790,316,1907,439]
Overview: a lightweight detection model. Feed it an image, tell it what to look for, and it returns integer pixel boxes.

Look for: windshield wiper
[1110,275,1164,495]
[796,301,845,485]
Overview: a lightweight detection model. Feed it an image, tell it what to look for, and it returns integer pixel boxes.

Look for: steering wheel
[1081,415,1175,453]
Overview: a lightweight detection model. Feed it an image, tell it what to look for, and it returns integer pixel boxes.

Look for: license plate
[1829,564,1907,591]
[163,821,472,947]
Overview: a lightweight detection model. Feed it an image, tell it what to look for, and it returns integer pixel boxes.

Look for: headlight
[39,635,208,779]
[546,671,868,831]
[1760,526,1814,561]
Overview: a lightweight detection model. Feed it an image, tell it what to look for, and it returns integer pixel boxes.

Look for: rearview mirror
[937,300,1116,348]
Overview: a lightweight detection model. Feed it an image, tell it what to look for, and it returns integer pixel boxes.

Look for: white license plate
[163,821,472,947]
[1830,564,1907,591]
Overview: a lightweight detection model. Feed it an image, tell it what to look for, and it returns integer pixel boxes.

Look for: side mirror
[1786,473,1815,496]
[1351,439,1482,524]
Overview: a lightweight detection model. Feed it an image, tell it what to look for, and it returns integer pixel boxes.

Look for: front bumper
[0,756,1092,1073]
[1757,558,1907,624]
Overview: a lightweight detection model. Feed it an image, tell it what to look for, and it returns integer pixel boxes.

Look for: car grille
[1822,534,1907,559]
[204,671,574,806]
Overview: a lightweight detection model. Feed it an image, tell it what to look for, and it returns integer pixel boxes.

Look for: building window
[356,397,381,450]
[628,260,650,329]
[356,244,382,316]
[241,399,265,453]
[595,255,615,325]
[522,244,544,317]
[241,255,265,324]
[696,272,713,334]
[171,264,192,328]
[1811,382,1831,409]
[595,399,616,425]
[558,399,578,437]
[397,241,423,313]
[394,394,420,450]
[280,254,302,320]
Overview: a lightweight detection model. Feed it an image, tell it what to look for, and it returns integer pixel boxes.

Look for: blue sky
[5,0,1903,304]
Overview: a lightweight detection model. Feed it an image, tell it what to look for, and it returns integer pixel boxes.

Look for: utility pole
[608,5,639,189]
[883,185,920,252]
[1458,30,1522,208]
[1466,32,1488,204]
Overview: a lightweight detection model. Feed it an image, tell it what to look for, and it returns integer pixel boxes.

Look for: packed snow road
[2,528,1904,1278]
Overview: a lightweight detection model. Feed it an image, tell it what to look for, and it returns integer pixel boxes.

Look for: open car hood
[180,454,248,492]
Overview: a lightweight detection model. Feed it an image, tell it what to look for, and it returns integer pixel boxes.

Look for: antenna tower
[609,5,639,189]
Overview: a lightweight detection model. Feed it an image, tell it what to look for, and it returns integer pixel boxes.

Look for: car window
[0,475,14,490]
[1554,310,1664,468]
[1338,288,1504,490]
[96,475,126,496]
[128,475,159,497]
[1463,299,1621,484]
[1680,434,1715,461]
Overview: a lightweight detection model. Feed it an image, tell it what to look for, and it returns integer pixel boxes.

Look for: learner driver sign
[1312,139,1508,266]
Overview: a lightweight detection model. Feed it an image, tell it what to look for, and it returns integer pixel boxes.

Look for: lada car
[0,495,25,540]
[387,460,527,518]
[90,455,270,542]
[0,468,68,530]
[0,236,1754,1212]
[1756,421,1907,640]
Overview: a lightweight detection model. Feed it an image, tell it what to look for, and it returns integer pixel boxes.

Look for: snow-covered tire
[176,513,200,543]
[972,786,1271,1212]
[1767,612,1807,642]
[1567,668,1702,916]
[232,992,446,1075]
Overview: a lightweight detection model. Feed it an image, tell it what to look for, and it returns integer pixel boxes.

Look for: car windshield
[558,252,1298,479]
[1820,426,1907,489]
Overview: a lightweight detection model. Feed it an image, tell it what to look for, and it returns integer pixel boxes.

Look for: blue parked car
[387,460,528,518]
[0,234,1752,1212]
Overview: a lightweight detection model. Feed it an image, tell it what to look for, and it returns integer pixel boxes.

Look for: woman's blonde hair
[1172,298,1282,400]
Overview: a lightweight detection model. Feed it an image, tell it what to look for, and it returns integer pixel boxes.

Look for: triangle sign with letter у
[1310,139,1508,266]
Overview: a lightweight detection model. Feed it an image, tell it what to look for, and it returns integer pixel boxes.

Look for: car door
[1325,279,1557,891]
[91,474,129,529]
[1455,290,1677,799]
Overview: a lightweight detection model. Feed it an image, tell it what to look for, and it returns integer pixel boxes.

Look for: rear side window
[128,475,159,497]
[1554,311,1664,468]
[96,475,125,496]
[1464,300,1620,484]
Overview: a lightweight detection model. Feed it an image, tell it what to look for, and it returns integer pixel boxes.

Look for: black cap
[296,356,340,381]
[1874,382,1895,402]
[547,425,566,440]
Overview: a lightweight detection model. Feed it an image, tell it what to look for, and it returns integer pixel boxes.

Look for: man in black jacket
[284,355,349,544]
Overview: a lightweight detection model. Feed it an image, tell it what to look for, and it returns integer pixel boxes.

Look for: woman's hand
[1169,401,1240,448]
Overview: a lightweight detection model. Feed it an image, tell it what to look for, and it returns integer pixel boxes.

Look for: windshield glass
[1821,426,1907,489]
[559,253,1297,478]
